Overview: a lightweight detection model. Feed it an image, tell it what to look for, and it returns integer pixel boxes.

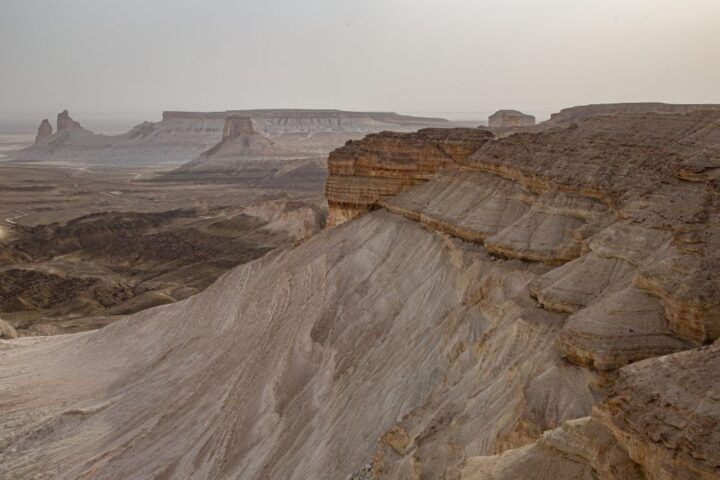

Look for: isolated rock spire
[35,119,52,142]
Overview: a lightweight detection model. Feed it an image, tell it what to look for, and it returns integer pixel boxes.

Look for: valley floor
[0,163,326,335]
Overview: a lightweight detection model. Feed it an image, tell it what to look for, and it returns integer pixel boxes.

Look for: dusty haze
[1,0,720,120]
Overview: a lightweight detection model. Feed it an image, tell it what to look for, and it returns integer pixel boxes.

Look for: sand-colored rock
[13,109,457,165]
[1,107,719,479]
[0,317,18,339]
[325,128,494,226]
[457,417,645,480]
[545,102,720,126]
[488,109,536,136]
[597,341,720,479]
[35,119,52,143]
[56,110,81,131]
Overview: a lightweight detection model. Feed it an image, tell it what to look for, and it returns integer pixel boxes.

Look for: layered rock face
[35,119,52,142]
[488,109,536,129]
[1,110,719,479]
[222,115,255,139]
[170,115,326,187]
[14,109,455,165]
[325,127,495,226]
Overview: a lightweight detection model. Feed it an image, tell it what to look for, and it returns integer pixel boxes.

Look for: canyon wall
[325,127,494,226]
[1,110,719,479]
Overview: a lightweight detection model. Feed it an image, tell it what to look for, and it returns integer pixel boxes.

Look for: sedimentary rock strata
[13,109,456,165]
[0,198,324,335]
[1,108,719,479]
[488,109,536,136]
[325,128,494,226]
[544,102,720,126]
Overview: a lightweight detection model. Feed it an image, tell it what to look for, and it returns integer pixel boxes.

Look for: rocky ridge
[345,110,720,478]
[13,109,457,165]
[0,108,719,479]
[325,127,495,226]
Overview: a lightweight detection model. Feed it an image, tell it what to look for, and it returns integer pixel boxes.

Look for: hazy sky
[2,0,720,119]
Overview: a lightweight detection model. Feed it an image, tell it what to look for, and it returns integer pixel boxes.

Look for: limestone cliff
[1,109,719,480]
[325,127,494,226]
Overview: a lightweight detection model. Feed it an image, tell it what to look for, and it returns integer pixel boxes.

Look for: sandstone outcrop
[488,109,535,129]
[35,119,52,142]
[325,128,494,226]
[56,110,81,131]
[1,108,719,479]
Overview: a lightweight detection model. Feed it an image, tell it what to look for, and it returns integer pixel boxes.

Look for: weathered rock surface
[1,108,719,479]
[35,119,52,142]
[0,198,324,335]
[488,109,536,135]
[56,110,81,131]
[544,102,720,127]
[173,115,318,180]
[14,109,458,165]
[325,128,494,226]
[0,317,18,339]
[597,341,720,480]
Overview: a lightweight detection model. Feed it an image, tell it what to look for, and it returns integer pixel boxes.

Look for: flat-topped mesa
[324,127,495,227]
[56,109,81,131]
[35,119,52,142]
[222,115,255,140]
[488,109,536,129]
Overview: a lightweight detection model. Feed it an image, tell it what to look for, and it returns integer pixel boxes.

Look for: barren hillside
[1,110,719,479]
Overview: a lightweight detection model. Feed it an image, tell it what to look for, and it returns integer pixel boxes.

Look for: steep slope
[0,197,325,336]
[325,127,495,226]
[1,110,719,479]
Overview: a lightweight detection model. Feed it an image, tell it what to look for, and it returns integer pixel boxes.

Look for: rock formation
[12,109,458,165]
[325,127,495,226]
[222,115,255,139]
[488,109,536,129]
[544,102,720,126]
[56,110,81,131]
[1,109,719,479]
[0,317,18,339]
[35,119,52,142]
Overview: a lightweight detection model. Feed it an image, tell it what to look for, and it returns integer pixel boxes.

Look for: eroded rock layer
[1,109,719,479]
[325,127,494,226]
